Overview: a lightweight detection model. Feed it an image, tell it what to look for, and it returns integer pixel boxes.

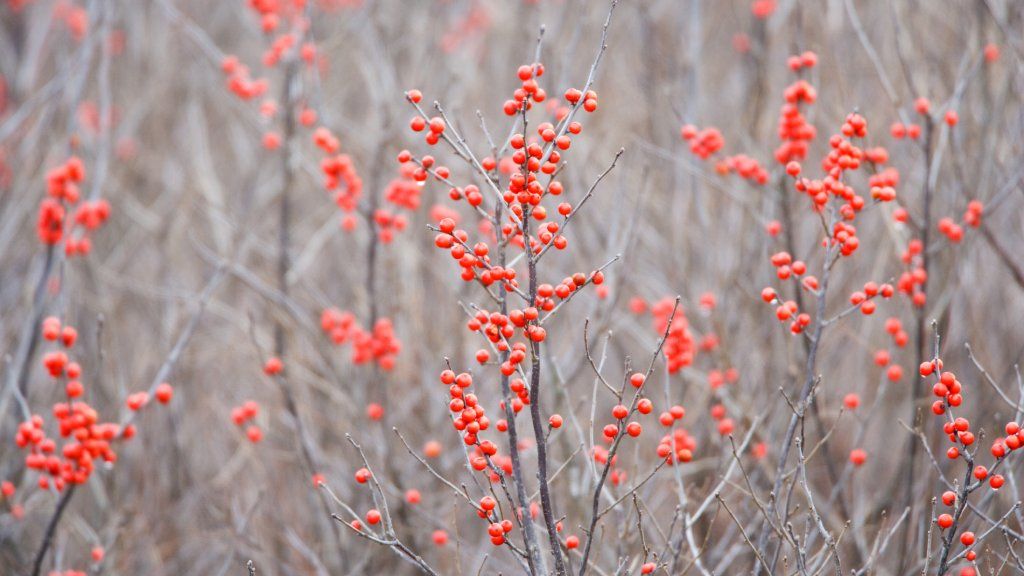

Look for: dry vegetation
[1,0,1024,575]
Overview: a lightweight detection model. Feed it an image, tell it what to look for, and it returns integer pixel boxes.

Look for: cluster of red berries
[221,55,269,101]
[265,34,317,70]
[497,63,542,116]
[759,253,815,333]
[762,290,806,334]
[706,368,739,390]
[16,406,120,492]
[378,160,423,229]
[679,110,762,181]
[649,297,695,373]
[923,360,966,414]
[679,124,724,159]
[896,240,928,307]
[775,57,817,164]
[710,403,734,436]
[320,308,401,370]
[230,400,263,443]
[312,127,365,230]
[16,319,162,491]
[408,108,449,147]
[848,281,896,316]
[433,218,513,287]
[937,200,983,243]
[368,194,412,241]
[789,114,892,263]
[438,370,494,449]
[888,122,922,140]
[245,0,304,34]
[715,154,769,185]
[261,33,298,67]
[923,357,1020,566]
[590,445,627,486]
[871,336,905,382]
[351,318,400,370]
[961,200,984,228]
[472,496,514,546]
[883,316,910,348]
[937,217,965,243]
[2,479,23,516]
[868,166,898,203]
[988,421,1024,475]
[411,68,598,267]
[391,61,621,555]
[37,156,110,254]
[369,207,409,242]
[601,400,642,441]
[655,412,696,465]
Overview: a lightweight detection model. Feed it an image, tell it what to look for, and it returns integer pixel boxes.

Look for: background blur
[1,0,1023,574]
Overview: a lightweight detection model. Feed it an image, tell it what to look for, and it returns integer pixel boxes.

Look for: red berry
[155,382,174,404]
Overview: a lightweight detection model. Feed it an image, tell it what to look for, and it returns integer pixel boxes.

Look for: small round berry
[155,382,174,404]
[355,468,371,483]
[843,393,860,410]
[264,357,283,375]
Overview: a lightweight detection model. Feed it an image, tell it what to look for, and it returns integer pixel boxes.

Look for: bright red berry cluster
[16,318,161,492]
[37,156,110,254]
[320,308,401,370]
[679,124,724,159]
[230,400,262,443]
[775,55,817,164]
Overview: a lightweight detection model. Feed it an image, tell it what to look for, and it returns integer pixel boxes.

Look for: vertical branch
[523,171,566,576]
[496,196,542,574]
[756,237,835,574]
[902,116,936,556]
[273,49,300,358]
[30,485,77,576]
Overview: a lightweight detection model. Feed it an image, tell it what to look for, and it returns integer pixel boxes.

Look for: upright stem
[496,199,542,576]
[776,176,854,530]
[30,486,77,576]
[756,239,834,574]
[902,119,935,561]
[274,58,298,358]
[8,245,56,397]
[523,204,566,575]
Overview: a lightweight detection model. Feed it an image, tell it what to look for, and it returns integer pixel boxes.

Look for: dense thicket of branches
[1,1,1023,575]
